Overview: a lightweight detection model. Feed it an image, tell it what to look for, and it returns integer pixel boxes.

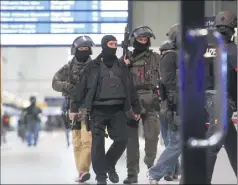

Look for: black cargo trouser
[126,125,140,176]
[205,92,237,183]
[91,107,128,182]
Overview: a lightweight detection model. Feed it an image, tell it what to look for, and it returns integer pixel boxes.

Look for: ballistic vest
[69,57,91,85]
[93,62,126,105]
[129,50,159,91]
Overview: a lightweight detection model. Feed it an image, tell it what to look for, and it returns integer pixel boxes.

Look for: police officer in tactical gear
[52,35,95,183]
[158,40,175,143]
[159,40,176,55]
[158,40,181,181]
[206,11,237,184]
[123,26,160,184]
[70,35,141,185]
[147,24,182,184]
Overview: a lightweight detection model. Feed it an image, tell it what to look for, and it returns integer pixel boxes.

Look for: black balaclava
[101,35,117,67]
[75,48,91,62]
[216,26,234,43]
[132,38,150,57]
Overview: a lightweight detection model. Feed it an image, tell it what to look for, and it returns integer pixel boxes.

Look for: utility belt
[135,84,154,91]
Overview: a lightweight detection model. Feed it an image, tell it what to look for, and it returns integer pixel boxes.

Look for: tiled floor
[1,131,236,184]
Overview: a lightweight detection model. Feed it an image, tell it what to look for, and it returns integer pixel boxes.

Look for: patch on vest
[204,48,216,58]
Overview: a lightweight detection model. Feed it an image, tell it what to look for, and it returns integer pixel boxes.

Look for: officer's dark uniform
[70,35,141,184]
[123,26,161,184]
[205,11,237,184]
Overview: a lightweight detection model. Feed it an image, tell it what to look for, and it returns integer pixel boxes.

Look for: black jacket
[160,50,178,91]
[70,54,141,114]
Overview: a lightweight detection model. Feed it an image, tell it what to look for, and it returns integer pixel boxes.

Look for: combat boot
[123,175,138,184]
[173,174,179,180]
[108,171,119,183]
[97,180,107,185]
[164,174,173,181]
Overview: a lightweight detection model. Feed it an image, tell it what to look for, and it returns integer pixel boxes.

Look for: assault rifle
[61,97,70,129]
[121,24,130,59]
[85,113,91,132]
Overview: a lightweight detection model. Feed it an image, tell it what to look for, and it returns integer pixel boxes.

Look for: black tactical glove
[63,82,76,94]
[85,113,91,132]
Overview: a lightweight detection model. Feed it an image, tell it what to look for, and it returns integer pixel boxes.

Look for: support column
[180,1,208,184]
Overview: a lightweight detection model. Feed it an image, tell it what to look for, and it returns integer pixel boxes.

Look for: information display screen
[1,1,130,46]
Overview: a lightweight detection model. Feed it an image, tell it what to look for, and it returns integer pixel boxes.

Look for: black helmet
[159,40,175,52]
[71,36,95,55]
[215,11,237,29]
[129,26,156,46]
[166,24,180,42]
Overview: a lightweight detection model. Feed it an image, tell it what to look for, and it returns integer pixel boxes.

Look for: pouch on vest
[130,56,157,89]
[130,62,145,86]
[97,63,126,100]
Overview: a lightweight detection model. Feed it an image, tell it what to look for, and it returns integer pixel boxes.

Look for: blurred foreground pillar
[180,1,208,184]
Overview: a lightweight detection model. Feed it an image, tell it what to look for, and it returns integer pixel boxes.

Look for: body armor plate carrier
[95,62,126,102]
[129,50,159,90]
